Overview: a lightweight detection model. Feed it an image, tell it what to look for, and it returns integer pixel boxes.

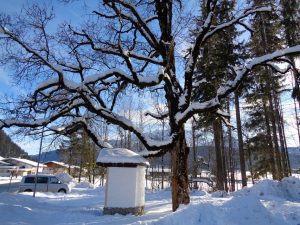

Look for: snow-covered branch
[203,6,271,42]
[218,45,300,97]
[176,45,300,125]
[181,5,271,113]
[144,110,169,120]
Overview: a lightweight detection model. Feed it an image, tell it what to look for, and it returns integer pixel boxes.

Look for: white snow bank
[152,196,286,225]
[0,176,22,184]
[150,177,300,225]
[232,176,300,201]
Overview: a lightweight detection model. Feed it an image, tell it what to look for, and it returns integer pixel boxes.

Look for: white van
[19,174,71,193]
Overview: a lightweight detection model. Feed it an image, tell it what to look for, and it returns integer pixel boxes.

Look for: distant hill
[31,148,102,164]
[31,150,60,162]
[29,146,300,171]
[0,130,30,159]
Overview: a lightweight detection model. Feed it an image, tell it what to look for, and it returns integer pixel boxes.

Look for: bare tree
[1,1,300,211]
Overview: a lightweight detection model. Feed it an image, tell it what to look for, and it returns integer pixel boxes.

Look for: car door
[36,176,48,192]
[48,176,60,192]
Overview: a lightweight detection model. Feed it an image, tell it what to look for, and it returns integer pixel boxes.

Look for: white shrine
[96,148,149,215]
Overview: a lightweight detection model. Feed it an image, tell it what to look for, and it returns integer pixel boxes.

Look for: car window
[50,177,60,184]
[37,177,48,184]
[24,177,35,183]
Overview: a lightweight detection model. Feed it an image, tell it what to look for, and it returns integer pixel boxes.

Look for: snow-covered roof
[96,148,150,167]
[7,157,46,167]
[0,166,18,169]
[0,161,10,166]
[44,161,68,167]
[44,161,79,169]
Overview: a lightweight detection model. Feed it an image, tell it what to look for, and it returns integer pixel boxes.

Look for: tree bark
[220,123,228,192]
[192,119,198,189]
[274,96,289,177]
[262,98,278,179]
[213,118,225,190]
[246,144,255,185]
[266,69,283,179]
[227,99,235,191]
[170,127,190,212]
[277,98,292,176]
[259,14,283,180]
[234,91,247,187]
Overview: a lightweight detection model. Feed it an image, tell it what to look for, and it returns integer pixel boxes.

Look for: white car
[19,174,70,193]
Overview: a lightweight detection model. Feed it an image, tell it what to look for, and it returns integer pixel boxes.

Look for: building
[3,157,46,176]
[43,161,80,174]
[0,157,18,176]
[97,148,149,215]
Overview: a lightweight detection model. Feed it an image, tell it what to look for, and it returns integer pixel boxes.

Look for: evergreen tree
[59,129,99,182]
[247,0,287,180]
[245,133,272,179]
[280,0,300,51]
[234,88,248,187]
[280,0,300,150]
[193,0,241,191]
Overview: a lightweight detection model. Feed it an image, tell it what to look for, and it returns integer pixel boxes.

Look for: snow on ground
[0,176,22,184]
[0,177,300,225]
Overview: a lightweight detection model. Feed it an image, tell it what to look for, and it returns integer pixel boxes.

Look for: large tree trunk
[170,128,190,212]
[227,100,235,191]
[192,119,198,189]
[246,145,255,185]
[220,124,228,192]
[234,92,247,187]
[213,118,226,190]
[259,16,283,180]
[274,96,290,177]
[266,69,283,180]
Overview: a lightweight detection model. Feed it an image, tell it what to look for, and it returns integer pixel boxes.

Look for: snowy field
[0,177,300,225]
[0,176,22,185]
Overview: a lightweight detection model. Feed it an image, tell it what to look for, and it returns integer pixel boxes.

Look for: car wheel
[58,189,66,193]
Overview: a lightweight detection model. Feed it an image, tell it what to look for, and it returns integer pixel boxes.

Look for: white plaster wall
[106,167,137,208]
[105,166,146,208]
[135,166,146,206]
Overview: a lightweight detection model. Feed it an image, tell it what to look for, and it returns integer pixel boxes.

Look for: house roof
[96,148,150,167]
[0,165,18,169]
[0,161,10,166]
[44,161,68,167]
[44,161,79,169]
[7,157,46,167]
